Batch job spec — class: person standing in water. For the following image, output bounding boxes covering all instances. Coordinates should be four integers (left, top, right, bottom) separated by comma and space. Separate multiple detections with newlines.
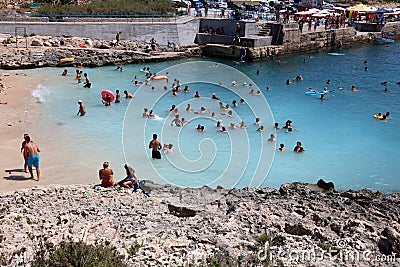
115, 90, 121, 103
24, 135, 41, 181
83, 73, 91, 88
149, 134, 162, 159
77, 100, 86, 116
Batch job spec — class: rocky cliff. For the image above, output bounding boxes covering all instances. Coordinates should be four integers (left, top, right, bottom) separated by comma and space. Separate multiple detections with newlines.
0, 35, 200, 69
0, 182, 398, 266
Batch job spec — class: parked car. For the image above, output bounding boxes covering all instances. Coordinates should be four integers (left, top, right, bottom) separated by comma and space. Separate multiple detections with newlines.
215, 1, 228, 9
191, 0, 203, 8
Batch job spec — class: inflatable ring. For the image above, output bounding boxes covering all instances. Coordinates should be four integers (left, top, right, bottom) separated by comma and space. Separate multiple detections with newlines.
101, 90, 115, 102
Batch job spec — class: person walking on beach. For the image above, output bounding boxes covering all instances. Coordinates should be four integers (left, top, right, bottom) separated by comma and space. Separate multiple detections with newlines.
99, 161, 115, 187
23, 135, 41, 181
21, 133, 29, 172
149, 134, 162, 159
77, 100, 86, 116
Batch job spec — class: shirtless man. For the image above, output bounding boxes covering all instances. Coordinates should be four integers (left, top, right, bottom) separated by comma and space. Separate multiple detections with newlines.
99, 161, 115, 187
77, 100, 86, 116
24, 135, 41, 181
115, 90, 121, 103
149, 134, 162, 159
83, 73, 91, 88
124, 90, 134, 99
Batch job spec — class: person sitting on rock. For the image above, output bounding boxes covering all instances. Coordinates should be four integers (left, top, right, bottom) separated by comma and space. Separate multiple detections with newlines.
118, 163, 138, 189
99, 161, 115, 187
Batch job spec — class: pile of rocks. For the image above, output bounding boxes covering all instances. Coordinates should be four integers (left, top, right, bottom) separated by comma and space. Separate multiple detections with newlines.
0, 35, 200, 69
0, 181, 398, 266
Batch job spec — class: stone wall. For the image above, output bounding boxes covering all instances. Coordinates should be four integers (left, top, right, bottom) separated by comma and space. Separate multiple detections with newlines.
0, 19, 200, 46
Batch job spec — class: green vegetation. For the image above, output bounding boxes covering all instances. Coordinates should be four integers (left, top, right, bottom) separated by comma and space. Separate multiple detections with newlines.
257, 233, 270, 246
32, 240, 127, 266
318, 243, 341, 255
257, 233, 285, 247
126, 241, 143, 256
14, 216, 22, 221
37, 0, 175, 15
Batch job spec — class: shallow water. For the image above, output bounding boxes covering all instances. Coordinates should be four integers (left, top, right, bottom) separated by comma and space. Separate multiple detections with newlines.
34, 41, 400, 192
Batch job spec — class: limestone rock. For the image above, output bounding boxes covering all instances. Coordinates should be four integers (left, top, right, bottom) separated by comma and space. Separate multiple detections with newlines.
284, 223, 312, 236
30, 39, 43, 46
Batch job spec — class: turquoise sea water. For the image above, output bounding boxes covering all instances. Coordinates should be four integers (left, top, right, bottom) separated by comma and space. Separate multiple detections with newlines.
34, 42, 400, 192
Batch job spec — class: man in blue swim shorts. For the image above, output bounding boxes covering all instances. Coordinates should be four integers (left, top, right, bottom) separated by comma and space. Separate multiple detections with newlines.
24, 135, 41, 181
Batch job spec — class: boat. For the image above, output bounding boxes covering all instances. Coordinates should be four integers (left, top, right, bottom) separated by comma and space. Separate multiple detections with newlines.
374, 37, 395, 45
59, 57, 74, 63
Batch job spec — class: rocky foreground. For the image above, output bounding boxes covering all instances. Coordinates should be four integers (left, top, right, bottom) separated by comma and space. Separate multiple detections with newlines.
0, 181, 399, 266
0, 35, 200, 69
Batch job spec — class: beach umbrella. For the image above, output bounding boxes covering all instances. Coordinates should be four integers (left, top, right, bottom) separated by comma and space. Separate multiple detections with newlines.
371, 8, 394, 14
347, 4, 374, 12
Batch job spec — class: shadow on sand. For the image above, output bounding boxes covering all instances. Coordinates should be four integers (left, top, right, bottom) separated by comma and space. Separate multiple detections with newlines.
4, 169, 33, 181
3, 175, 33, 181
5, 168, 26, 173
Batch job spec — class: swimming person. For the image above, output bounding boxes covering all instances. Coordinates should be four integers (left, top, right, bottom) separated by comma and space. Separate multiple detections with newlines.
61, 69, 67, 76
278, 143, 287, 152
267, 134, 276, 142
294, 141, 305, 153
186, 104, 193, 112
217, 126, 227, 133
143, 108, 150, 117
24, 135, 41, 181
255, 118, 262, 125
164, 143, 174, 154
149, 134, 162, 159
194, 91, 200, 98
115, 90, 121, 103
257, 126, 264, 132
99, 161, 115, 187
103, 94, 111, 106
77, 100, 86, 116
171, 114, 182, 127
212, 93, 220, 100
124, 90, 134, 98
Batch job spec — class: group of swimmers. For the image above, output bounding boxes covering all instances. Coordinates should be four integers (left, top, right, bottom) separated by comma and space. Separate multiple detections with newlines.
373, 112, 390, 121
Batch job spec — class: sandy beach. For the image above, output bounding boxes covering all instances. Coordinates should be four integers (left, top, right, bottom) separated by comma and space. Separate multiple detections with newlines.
0, 70, 46, 191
